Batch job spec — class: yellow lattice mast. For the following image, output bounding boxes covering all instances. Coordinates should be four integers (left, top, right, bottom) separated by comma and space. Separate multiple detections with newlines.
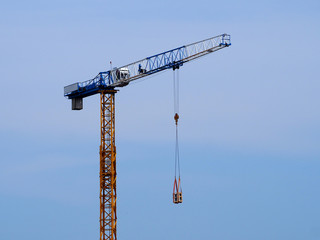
99, 90, 117, 240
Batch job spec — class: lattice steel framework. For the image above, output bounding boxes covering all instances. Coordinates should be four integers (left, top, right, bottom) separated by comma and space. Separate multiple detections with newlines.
64, 34, 231, 99
99, 90, 117, 240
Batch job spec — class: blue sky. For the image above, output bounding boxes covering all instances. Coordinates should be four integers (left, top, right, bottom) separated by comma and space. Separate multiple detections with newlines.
1, 0, 320, 239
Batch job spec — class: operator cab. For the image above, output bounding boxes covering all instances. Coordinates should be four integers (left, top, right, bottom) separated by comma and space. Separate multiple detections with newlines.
115, 67, 130, 80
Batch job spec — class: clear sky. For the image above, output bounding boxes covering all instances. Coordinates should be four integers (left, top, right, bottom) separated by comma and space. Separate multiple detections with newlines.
1, 0, 320, 239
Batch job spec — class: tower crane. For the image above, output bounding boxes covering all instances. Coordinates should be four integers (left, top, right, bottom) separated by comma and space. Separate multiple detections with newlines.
64, 33, 231, 240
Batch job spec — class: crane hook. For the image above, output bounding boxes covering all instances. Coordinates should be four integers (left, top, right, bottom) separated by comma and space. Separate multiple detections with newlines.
174, 113, 179, 125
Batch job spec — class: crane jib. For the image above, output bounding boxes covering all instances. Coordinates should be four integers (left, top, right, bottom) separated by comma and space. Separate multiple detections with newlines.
64, 34, 231, 101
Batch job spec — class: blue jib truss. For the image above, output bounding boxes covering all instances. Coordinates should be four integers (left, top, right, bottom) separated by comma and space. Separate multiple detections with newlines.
64, 34, 231, 99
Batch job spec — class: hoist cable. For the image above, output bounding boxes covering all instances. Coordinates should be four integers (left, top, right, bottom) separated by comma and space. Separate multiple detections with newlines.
173, 69, 180, 115
173, 70, 177, 178
173, 71, 176, 114
177, 69, 179, 114
175, 125, 178, 178
176, 70, 180, 178
173, 69, 181, 181
176, 124, 181, 177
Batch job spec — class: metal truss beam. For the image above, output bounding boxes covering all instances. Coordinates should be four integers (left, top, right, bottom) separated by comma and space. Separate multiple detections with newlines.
64, 34, 231, 99
100, 90, 117, 240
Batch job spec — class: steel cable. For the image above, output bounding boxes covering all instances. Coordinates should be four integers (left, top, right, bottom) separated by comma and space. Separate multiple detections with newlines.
173, 69, 181, 180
